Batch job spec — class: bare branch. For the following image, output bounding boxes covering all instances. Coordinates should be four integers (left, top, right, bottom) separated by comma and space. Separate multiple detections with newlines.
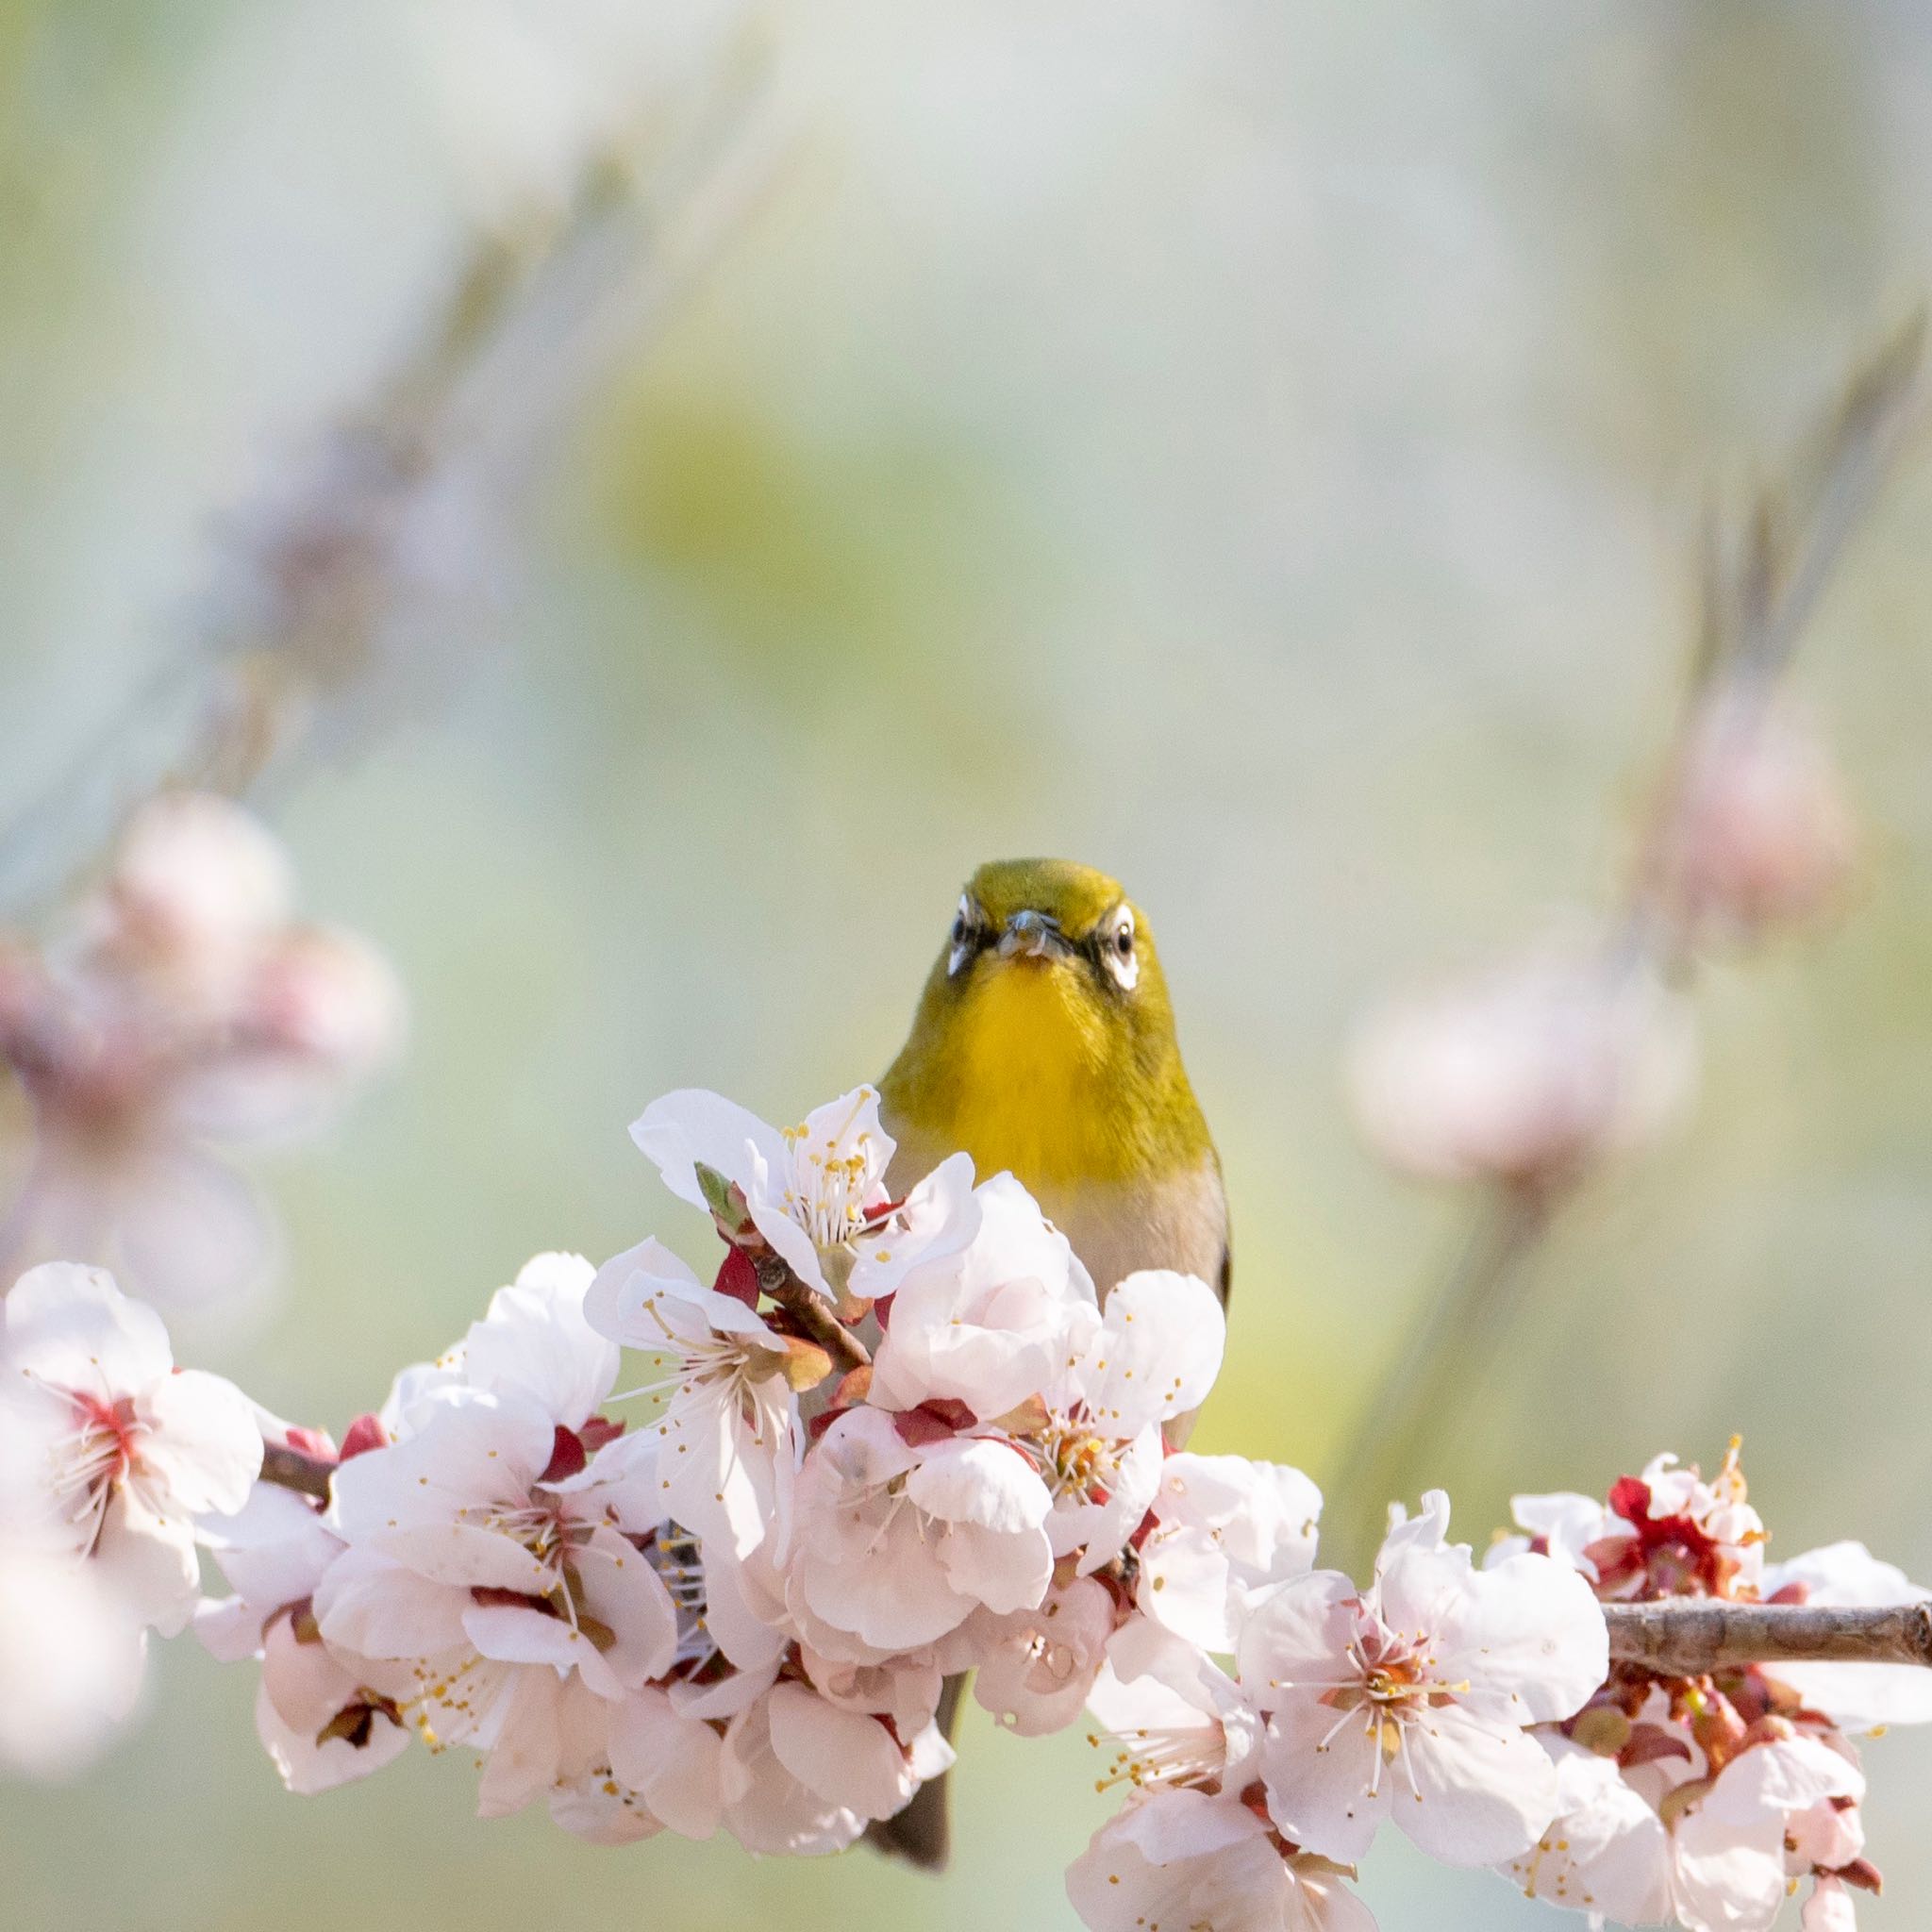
1606, 1599, 1932, 1676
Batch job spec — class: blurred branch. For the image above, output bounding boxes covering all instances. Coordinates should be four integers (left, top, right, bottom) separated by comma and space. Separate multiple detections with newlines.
1326, 1178, 1555, 1556
0, 36, 787, 924
1326, 321, 1927, 1566
1606, 1599, 1932, 1676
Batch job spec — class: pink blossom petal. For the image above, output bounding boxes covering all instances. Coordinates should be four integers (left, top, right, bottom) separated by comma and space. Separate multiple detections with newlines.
766, 1681, 916, 1822
607, 1686, 724, 1838
1398, 1704, 1558, 1867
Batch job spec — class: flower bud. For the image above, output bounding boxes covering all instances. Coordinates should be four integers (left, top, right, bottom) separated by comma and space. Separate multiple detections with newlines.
244, 927, 405, 1075
103, 792, 293, 966
1658, 692, 1857, 941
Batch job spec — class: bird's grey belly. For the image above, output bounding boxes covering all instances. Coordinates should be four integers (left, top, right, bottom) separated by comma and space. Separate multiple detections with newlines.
1037, 1156, 1229, 1304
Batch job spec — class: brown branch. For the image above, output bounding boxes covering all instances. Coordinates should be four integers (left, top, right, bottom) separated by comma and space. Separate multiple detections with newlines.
754, 1254, 873, 1374
1606, 1600, 1932, 1676
258, 1441, 336, 1503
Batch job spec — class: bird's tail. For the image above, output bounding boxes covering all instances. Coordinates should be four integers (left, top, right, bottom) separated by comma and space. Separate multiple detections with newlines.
864, 1673, 966, 1872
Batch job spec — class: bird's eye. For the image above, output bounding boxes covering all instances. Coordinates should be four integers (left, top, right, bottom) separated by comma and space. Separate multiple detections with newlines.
1115, 924, 1134, 958
947, 898, 980, 977
1102, 909, 1140, 991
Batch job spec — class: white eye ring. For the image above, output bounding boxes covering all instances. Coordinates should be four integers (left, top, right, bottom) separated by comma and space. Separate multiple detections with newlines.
1103, 908, 1139, 991
947, 896, 979, 977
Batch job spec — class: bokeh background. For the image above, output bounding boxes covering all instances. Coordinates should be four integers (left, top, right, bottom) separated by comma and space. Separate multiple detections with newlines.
5, 2, 1932, 1925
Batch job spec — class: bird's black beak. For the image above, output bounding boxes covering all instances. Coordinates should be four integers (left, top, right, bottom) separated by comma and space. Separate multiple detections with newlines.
996, 909, 1074, 961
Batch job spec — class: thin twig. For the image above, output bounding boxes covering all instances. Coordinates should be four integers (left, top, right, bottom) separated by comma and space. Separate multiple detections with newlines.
1325, 1181, 1555, 1568
754, 1254, 873, 1373
1606, 1599, 1932, 1676
258, 1441, 336, 1503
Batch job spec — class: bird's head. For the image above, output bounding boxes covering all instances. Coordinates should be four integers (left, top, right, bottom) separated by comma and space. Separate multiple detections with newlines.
884, 859, 1208, 1188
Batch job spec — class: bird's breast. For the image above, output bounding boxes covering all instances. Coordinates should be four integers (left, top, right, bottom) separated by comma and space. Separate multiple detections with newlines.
1035, 1156, 1230, 1304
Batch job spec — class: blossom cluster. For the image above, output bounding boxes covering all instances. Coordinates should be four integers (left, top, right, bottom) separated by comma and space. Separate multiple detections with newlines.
0, 791, 404, 1315
3, 1084, 1929, 1932
1494, 1445, 1932, 1932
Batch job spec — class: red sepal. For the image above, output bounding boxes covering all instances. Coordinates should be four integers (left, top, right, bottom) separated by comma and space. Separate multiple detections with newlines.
891, 1398, 978, 1448
715, 1243, 761, 1308
540, 1424, 588, 1484
578, 1415, 625, 1453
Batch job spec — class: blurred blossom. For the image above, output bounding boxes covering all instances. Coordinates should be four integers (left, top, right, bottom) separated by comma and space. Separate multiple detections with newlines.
0, 1267, 261, 1783
1656, 691, 1859, 945
1344, 942, 1698, 1187
0, 1541, 147, 1782
98, 791, 296, 1015
0, 1263, 262, 1637
0, 793, 406, 1315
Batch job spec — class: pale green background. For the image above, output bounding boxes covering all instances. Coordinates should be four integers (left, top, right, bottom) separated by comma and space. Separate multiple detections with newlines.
4, 3, 1932, 1926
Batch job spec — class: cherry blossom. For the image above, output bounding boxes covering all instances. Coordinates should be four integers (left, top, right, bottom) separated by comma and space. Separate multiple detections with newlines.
973, 1575, 1117, 1735
1496, 1446, 1911, 1932
13, 1074, 1931, 1927
195, 1461, 413, 1795
801, 1642, 946, 1740
1136, 1453, 1324, 1655
783, 1405, 1054, 1654
1068, 1617, 1376, 1932
1657, 691, 1858, 941
583, 1235, 801, 1559
1505, 1445, 1766, 1601
304, 1249, 687, 1808
1505, 1719, 1865, 1932
0, 1537, 147, 1780
1240, 1492, 1607, 1867
1758, 1541, 1932, 1731
866, 1167, 1094, 1419
324, 1391, 677, 1703
1066, 1792, 1376, 1932
0, 1261, 260, 1633
1032, 1269, 1225, 1574
630, 1085, 897, 1299
546, 1673, 739, 1845
719, 1688, 869, 1857
764, 1678, 955, 1824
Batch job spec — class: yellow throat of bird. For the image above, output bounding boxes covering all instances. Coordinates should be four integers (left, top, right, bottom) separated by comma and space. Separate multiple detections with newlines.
931, 951, 1140, 1191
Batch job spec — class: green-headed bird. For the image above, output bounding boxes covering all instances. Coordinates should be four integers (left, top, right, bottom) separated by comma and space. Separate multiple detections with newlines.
867, 858, 1229, 1868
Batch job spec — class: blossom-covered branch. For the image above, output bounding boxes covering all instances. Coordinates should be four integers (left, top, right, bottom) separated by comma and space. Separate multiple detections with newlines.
10, 1075, 1929, 1932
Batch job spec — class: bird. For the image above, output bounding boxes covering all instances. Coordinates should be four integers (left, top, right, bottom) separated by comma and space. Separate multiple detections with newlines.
866, 858, 1229, 1870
